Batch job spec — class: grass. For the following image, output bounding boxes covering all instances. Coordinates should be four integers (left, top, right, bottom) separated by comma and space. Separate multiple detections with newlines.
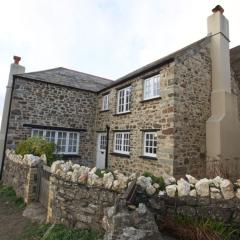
17, 224, 103, 240
0, 184, 25, 209
159, 215, 240, 240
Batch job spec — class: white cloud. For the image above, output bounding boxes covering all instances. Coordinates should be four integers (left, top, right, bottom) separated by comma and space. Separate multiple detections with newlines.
0, 0, 239, 123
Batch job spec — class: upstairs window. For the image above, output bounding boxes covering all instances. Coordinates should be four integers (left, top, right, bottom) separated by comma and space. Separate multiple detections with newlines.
143, 132, 157, 157
32, 129, 79, 155
117, 86, 131, 113
102, 94, 109, 111
114, 132, 130, 154
144, 74, 160, 100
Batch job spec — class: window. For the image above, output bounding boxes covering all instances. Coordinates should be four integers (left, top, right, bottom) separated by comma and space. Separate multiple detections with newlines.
102, 94, 109, 111
117, 86, 131, 113
100, 134, 107, 150
114, 132, 130, 154
144, 74, 160, 100
31, 129, 79, 154
144, 132, 157, 157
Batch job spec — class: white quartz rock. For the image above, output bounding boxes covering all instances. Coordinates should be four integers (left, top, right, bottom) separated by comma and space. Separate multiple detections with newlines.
195, 178, 210, 197
220, 179, 235, 200
177, 178, 190, 197
186, 175, 198, 185
103, 172, 114, 189
146, 185, 156, 196
212, 176, 223, 188
166, 185, 177, 198
51, 160, 64, 173
137, 176, 152, 190
236, 189, 240, 199
189, 189, 197, 197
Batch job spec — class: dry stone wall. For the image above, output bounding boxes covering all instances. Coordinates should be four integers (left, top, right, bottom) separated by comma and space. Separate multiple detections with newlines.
2, 149, 42, 203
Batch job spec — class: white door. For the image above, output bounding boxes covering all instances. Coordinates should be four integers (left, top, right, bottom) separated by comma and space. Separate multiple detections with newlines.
96, 133, 107, 169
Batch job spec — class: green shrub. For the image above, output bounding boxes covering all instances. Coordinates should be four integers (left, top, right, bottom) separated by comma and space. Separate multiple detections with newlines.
143, 171, 165, 190
16, 137, 55, 166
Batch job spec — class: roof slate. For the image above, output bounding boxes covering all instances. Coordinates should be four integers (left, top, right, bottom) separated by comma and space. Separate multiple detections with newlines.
15, 67, 113, 92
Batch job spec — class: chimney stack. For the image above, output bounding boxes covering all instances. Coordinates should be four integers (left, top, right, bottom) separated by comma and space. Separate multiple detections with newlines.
0, 56, 25, 178
13, 56, 21, 65
206, 6, 240, 178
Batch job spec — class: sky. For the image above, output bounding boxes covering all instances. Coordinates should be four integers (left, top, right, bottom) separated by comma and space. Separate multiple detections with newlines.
0, 0, 240, 122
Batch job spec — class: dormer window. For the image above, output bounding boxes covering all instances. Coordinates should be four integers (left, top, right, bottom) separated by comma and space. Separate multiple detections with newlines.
143, 74, 160, 100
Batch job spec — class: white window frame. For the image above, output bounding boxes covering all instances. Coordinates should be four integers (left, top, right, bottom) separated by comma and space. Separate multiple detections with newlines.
114, 132, 130, 155
143, 132, 157, 157
117, 86, 131, 114
143, 74, 160, 100
31, 129, 80, 155
102, 94, 109, 111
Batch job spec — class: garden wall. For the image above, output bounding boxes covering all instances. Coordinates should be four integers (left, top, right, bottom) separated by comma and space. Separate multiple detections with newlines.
2, 149, 42, 203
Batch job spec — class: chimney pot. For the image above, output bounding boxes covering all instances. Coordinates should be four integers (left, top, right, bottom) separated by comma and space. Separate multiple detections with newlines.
212, 5, 224, 14
13, 56, 21, 64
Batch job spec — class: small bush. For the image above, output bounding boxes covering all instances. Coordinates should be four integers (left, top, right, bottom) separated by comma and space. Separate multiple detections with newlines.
143, 171, 165, 190
16, 137, 55, 166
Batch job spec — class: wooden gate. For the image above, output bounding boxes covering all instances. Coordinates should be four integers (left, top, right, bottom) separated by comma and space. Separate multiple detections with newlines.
37, 164, 51, 209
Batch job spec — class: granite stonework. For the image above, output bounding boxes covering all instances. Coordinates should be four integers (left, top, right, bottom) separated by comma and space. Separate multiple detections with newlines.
173, 38, 212, 178
2, 150, 41, 203
47, 175, 119, 231
96, 61, 175, 177
7, 78, 98, 166
95, 38, 212, 178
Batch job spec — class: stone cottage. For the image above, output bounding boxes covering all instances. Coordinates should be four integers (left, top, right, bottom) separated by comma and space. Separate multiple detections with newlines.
0, 6, 240, 179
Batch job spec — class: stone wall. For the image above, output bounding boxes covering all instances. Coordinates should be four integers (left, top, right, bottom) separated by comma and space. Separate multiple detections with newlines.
173, 38, 212, 178
47, 160, 132, 230
2, 149, 42, 203
48, 176, 119, 231
95, 62, 175, 177
7, 77, 97, 166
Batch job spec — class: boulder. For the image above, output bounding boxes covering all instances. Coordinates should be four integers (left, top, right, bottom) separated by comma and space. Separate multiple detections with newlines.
87, 173, 99, 186
137, 176, 152, 190
165, 176, 176, 185
153, 183, 160, 189
166, 185, 177, 198
177, 178, 190, 197
210, 187, 222, 199
72, 169, 81, 182
236, 189, 240, 199
102, 203, 163, 240
212, 176, 223, 188
62, 161, 72, 172
195, 178, 209, 197
235, 179, 240, 188
186, 174, 198, 185
72, 164, 80, 171
220, 179, 235, 200
115, 172, 129, 190
78, 174, 88, 184
146, 185, 156, 196
51, 160, 64, 173
103, 172, 114, 189
189, 189, 197, 197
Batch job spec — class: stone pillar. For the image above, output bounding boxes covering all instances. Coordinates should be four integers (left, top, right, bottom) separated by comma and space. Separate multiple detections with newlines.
0, 56, 25, 177
206, 6, 240, 177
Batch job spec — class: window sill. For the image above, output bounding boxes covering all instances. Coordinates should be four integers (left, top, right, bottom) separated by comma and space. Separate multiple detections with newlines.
139, 155, 158, 160
110, 152, 130, 158
54, 154, 80, 157
99, 109, 110, 113
140, 96, 162, 103
113, 111, 131, 116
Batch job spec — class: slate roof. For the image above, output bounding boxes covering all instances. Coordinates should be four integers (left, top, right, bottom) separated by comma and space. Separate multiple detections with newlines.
230, 45, 240, 83
15, 67, 113, 92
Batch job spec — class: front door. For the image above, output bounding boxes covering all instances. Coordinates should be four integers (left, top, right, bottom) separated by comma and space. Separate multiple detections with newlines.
96, 133, 107, 169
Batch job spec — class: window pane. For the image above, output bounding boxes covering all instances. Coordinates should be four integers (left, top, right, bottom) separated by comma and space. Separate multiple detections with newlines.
144, 75, 160, 100
144, 132, 157, 157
